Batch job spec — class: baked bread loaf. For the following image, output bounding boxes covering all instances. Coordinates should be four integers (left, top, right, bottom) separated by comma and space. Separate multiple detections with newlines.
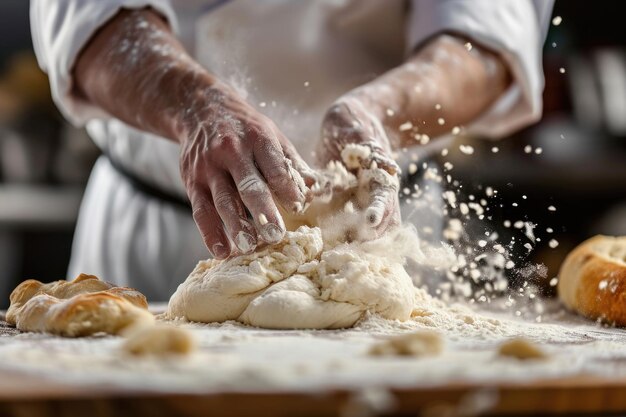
558, 235, 626, 325
6, 274, 154, 337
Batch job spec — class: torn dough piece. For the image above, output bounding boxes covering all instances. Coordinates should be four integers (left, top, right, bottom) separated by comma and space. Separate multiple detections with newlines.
167, 225, 425, 329
284, 143, 399, 245
369, 331, 444, 357
123, 325, 196, 356
498, 338, 547, 360
6, 274, 154, 337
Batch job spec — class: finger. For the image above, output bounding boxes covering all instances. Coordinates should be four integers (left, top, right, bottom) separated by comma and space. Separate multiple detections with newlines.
188, 186, 231, 259
365, 180, 399, 228
369, 152, 400, 176
278, 133, 318, 188
209, 172, 257, 254
229, 162, 286, 244
374, 197, 401, 236
252, 130, 307, 213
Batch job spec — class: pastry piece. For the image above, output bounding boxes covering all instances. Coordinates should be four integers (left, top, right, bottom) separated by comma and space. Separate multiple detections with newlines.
6, 274, 153, 337
558, 235, 626, 325
123, 325, 196, 356
498, 338, 546, 360
369, 331, 443, 357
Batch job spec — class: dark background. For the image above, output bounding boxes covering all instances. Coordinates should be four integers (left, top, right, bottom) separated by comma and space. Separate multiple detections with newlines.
0, 0, 625, 308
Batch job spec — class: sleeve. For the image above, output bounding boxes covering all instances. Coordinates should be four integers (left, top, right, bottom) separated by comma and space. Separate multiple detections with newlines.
30, 0, 179, 126
407, 0, 555, 138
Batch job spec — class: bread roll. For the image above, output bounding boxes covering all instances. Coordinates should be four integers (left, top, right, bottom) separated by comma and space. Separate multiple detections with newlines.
558, 235, 626, 325
6, 274, 154, 337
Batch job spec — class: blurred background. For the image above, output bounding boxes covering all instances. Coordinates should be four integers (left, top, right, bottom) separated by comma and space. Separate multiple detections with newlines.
0, 0, 625, 308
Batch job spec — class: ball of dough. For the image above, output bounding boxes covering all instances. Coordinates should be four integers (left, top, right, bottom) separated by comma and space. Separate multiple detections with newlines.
167, 226, 421, 329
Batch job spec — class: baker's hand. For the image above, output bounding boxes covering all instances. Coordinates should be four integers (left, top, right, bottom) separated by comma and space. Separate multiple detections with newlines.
319, 95, 401, 235
180, 82, 313, 259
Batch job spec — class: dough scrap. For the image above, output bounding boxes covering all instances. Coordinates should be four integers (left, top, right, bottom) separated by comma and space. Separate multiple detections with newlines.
498, 338, 547, 360
6, 274, 154, 337
123, 325, 196, 356
369, 330, 444, 357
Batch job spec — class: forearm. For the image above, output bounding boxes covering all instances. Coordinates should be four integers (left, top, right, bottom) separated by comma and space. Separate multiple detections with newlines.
349, 34, 511, 147
72, 8, 316, 256
73, 8, 213, 143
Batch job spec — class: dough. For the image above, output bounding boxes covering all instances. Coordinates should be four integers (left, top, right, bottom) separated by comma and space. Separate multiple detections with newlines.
6, 274, 154, 337
167, 225, 424, 329
167, 144, 436, 329
369, 330, 444, 357
498, 338, 546, 360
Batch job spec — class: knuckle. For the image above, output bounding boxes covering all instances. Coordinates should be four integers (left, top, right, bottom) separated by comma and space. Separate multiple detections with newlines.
237, 175, 268, 197
185, 178, 208, 197
212, 188, 235, 211
247, 123, 275, 143
252, 132, 276, 151
264, 167, 292, 190
326, 103, 346, 117
210, 133, 239, 153
191, 204, 210, 223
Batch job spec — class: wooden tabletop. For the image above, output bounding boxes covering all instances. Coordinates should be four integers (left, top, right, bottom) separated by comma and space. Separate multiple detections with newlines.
1, 371, 626, 417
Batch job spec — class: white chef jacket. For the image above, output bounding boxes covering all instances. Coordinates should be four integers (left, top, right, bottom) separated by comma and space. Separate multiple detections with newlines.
31, 0, 554, 301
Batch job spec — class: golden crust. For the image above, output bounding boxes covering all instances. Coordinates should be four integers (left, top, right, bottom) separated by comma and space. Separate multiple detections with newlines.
105, 287, 149, 309
558, 235, 626, 325
6, 274, 152, 337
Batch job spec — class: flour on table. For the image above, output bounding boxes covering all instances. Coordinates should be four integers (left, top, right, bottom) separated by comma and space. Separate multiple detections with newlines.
4, 305, 626, 394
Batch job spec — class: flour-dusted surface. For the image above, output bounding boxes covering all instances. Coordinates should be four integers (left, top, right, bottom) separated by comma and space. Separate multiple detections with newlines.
2, 302, 626, 394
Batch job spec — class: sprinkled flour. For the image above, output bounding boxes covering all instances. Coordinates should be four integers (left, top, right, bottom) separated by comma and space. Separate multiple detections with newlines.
2, 304, 626, 393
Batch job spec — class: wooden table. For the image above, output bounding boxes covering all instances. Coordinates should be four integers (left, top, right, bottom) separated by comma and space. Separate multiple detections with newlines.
2, 371, 626, 417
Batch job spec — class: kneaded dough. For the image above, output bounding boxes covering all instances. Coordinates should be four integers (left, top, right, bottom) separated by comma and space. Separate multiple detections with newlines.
167, 144, 430, 329
167, 225, 425, 329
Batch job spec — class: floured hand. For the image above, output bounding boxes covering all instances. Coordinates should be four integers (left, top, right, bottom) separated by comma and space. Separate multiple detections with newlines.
319, 96, 400, 235
179, 81, 314, 258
